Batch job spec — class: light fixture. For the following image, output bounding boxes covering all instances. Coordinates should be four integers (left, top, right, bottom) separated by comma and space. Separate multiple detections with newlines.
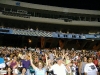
28, 39, 32, 43
92, 39, 94, 41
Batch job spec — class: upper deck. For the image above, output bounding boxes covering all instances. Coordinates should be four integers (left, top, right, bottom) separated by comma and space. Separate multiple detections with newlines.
0, 0, 100, 27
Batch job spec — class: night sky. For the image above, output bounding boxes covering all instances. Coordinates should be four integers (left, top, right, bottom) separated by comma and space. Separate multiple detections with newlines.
15, 0, 100, 10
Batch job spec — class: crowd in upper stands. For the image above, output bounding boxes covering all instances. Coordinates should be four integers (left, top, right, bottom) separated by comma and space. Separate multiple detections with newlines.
0, 46, 100, 75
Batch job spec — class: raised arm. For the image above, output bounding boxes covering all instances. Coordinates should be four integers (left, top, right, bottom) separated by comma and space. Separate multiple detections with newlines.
54, 50, 58, 58
78, 62, 82, 75
29, 53, 37, 69
45, 53, 48, 66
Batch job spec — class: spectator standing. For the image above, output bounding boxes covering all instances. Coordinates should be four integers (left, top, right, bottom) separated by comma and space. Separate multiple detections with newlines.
49, 57, 67, 75
79, 56, 87, 75
84, 57, 98, 75
21, 53, 31, 75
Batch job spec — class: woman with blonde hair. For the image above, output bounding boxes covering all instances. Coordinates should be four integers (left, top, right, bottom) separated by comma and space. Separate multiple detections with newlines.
29, 53, 48, 75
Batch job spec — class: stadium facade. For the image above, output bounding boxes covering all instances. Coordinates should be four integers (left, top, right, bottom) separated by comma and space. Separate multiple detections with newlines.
0, 0, 100, 50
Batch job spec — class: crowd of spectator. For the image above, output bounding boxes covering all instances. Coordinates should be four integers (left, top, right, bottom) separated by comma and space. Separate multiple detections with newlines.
0, 46, 100, 75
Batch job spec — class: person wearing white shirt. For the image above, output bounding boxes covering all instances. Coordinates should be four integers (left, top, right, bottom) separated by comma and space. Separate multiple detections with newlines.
84, 57, 98, 75
49, 57, 67, 75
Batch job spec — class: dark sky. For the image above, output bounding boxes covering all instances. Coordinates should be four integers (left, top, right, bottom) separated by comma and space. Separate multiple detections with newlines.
15, 0, 100, 10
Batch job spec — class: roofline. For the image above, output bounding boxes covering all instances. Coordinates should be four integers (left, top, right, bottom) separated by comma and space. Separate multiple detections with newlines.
0, 0, 100, 15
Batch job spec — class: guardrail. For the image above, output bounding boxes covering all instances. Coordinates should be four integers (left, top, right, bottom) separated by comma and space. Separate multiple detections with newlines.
0, 28, 100, 40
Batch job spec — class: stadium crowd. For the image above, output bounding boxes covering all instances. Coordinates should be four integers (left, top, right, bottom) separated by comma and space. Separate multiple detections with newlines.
0, 46, 100, 75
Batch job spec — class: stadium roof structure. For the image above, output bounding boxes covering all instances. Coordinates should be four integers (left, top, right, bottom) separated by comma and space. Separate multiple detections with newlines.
0, 0, 100, 15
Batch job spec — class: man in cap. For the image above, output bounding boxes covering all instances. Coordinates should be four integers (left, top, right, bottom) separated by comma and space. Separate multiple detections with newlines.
49, 56, 67, 75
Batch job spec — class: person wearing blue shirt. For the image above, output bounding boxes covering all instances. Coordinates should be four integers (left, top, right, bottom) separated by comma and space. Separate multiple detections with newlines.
0, 55, 5, 69
0, 57, 4, 64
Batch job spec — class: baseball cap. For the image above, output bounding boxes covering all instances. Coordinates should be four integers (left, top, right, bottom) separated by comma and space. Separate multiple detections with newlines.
56, 57, 62, 60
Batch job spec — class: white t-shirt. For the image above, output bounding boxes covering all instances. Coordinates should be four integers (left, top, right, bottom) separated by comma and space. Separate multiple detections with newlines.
71, 64, 76, 75
50, 64, 67, 75
0, 63, 6, 68
84, 63, 98, 75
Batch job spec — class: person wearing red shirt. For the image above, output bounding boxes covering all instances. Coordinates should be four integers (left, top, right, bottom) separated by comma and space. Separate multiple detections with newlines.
93, 56, 98, 67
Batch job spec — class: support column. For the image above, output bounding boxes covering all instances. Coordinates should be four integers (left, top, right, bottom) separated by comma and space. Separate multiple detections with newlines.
41, 37, 45, 48
59, 39, 64, 49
